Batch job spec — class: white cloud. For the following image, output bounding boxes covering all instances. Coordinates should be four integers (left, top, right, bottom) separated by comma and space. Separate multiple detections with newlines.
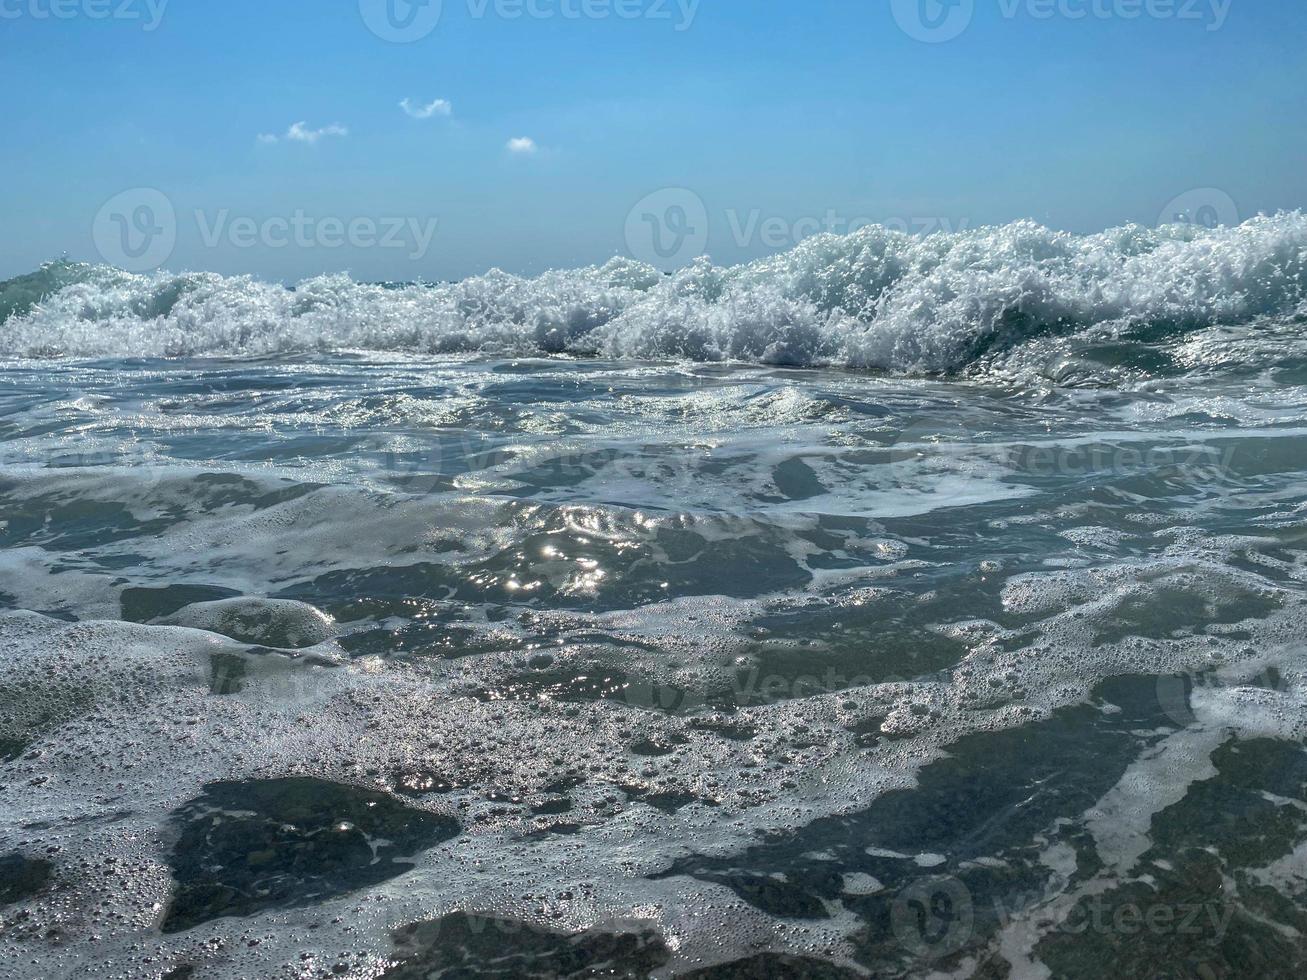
506, 136, 538, 155
271, 121, 350, 144
400, 97, 452, 120
287, 121, 349, 143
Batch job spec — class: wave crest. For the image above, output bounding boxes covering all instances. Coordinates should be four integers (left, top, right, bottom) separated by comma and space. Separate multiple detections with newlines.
3, 214, 1306, 373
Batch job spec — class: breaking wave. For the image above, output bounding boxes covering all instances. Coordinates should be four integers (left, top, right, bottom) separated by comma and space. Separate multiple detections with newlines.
3, 214, 1307, 373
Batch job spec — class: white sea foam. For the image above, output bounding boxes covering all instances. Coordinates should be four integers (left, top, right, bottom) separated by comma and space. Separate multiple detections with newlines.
4, 214, 1306, 372
2, 309, 1307, 976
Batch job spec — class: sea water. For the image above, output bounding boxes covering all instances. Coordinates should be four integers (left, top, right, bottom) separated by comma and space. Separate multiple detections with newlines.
1, 217, 1306, 977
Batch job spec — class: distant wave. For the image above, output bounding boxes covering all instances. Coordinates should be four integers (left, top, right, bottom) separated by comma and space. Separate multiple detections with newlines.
3, 215, 1306, 373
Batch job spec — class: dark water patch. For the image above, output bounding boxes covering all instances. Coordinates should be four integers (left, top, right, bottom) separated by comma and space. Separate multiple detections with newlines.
1207, 432, 1307, 480
741, 589, 987, 692
1094, 582, 1282, 644
528, 821, 585, 837
0, 489, 172, 551
688, 717, 757, 741
500, 447, 626, 491
338, 621, 485, 660
121, 584, 242, 624
655, 675, 1185, 974
543, 775, 587, 795
630, 735, 687, 757
478, 375, 644, 405
1037, 738, 1307, 979
846, 715, 890, 749
531, 796, 574, 815
208, 653, 247, 695
149, 369, 358, 400
736, 634, 964, 705
172, 473, 321, 512
0, 418, 66, 441
88, 552, 149, 571
0, 736, 27, 763
282, 532, 807, 615
1272, 362, 1307, 386
481, 652, 958, 718
678, 952, 863, 979
0, 677, 96, 759
328, 596, 506, 661
0, 476, 317, 552
619, 783, 715, 815
0, 853, 52, 907
276, 563, 462, 612
480, 528, 808, 609
770, 458, 828, 502
162, 778, 459, 933
1066, 340, 1179, 377
381, 912, 671, 978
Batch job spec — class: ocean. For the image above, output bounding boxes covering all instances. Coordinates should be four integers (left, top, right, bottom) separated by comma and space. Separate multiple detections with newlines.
2, 215, 1307, 977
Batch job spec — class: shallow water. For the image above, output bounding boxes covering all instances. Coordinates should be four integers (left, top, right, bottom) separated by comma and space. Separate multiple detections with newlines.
3, 221, 1307, 978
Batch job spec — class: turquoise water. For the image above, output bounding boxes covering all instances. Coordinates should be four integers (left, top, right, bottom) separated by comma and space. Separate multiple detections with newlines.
2, 218, 1307, 977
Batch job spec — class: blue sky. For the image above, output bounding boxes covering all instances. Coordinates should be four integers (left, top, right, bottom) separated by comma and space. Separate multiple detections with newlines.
2, 0, 1305, 282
